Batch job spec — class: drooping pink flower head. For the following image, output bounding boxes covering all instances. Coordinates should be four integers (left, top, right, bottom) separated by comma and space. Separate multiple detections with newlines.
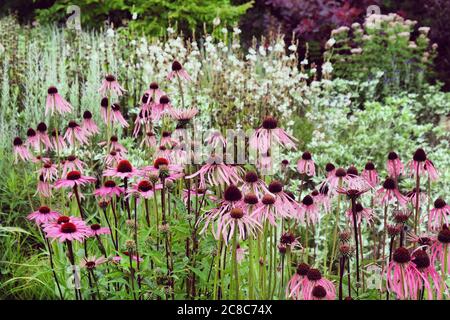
205, 131, 227, 149
386, 247, 421, 300
27, 205, 61, 225
428, 198, 450, 231
38, 160, 58, 182
88, 223, 110, 237
252, 193, 286, 226
36, 174, 52, 198
12, 137, 32, 162
301, 268, 336, 300
62, 155, 86, 177
387, 151, 404, 178
169, 107, 198, 122
36, 122, 52, 150
299, 195, 320, 225
430, 225, 450, 273
287, 263, 310, 299
362, 161, 379, 187
81, 111, 99, 135
46, 86, 72, 115
167, 60, 192, 81
25, 128, 39, 151
375, 177, 407, 207
145, 82, 165, 103
324, 162, 336, 180
346, 202, 374, 226
110, 103, 129, 128
100, 97, 109, 123
99, 74, 126, 96
250, 116, 297, 155
241, 171, 269, 199
104, 150, 124, 167
408, 148, 439, 181
44, 215, 90, 243
297, 151, 315, 177
267, 180, 298, 218
214, 207, 262, 245
94, 180, 124, 198
152, 95, 172, 121
50, 129, 67, 151
186, 155, 243, 188
200, 185, 244, 233
405, 187, 426, 207
54, 170, 96, 189
411, 249, 445, 299
64, 121, 89, 146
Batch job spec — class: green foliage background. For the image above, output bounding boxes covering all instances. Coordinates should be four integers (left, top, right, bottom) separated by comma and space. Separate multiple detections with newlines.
34, 0, 253, 35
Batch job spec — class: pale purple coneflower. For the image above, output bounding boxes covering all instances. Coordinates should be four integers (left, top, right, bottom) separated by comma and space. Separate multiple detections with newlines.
38, 160, 58, 182
252, 193, 286, 226
36, 122, 52, 150
200, 185, 244, 232
375, 177, 407, 207
287, 263, 310, 299
406, 187, 427, 207
12, 137, 32, 162
297, 151, 315, 177
408, 148, 439, 181
145, 82, 165, 102
110, 103, 129, 128
62, 155, 86, 177
411, 249, 445, 299
140, 132, 157, 149
152, 95, 172, 121
36, 174, 52, 197
345, 202, 374, 226
142, 157, 184, 182
100, 97, 109, 123
168, 107, 198, 121
46, 86, 72, 115
64, 121, 89, 146
386, 247, 422, 300
167, 60, 192, 81
298, 195, 320, 225
25, 128, 39, 151
98, 74, 126, 97
104, 150, 124, 167
81, 111, 99, 135
250, 116, 297, 154
205, 130, 227, 149
428, 198, 450, 232
362, 161, 379, 187
301, 269, 336, 300
241, 171, 269, 199
267, 180, 297, 217
387, 151, 404, 178
214, 207, 262, 245
50, 129, 67, 151
186, 155, 243, 188
430, 225, 450, 274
